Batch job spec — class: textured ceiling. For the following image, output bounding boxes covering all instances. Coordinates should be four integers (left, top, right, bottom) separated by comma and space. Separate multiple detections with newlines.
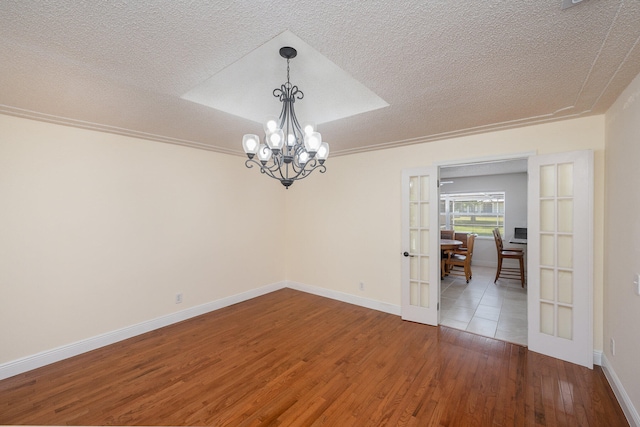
1, 1, 639, 157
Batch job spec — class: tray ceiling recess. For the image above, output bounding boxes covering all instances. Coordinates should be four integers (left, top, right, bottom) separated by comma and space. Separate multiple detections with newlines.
181, 31, 389, 126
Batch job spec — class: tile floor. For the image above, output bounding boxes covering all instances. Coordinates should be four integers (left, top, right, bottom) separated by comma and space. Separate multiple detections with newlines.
440, 265, 528, 346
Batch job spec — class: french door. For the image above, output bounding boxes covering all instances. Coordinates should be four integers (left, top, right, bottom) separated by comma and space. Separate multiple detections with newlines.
401, 150, 594, 368
401, 166, 439, 325
528, 150, 593, 368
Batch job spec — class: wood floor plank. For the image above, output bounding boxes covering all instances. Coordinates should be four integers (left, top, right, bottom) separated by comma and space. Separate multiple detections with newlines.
0, 289, 629, 426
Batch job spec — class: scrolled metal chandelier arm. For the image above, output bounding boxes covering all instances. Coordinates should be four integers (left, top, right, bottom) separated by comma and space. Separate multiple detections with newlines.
241, 46, 330, 189
244, 155, 326, 185
273, 84, 303, 103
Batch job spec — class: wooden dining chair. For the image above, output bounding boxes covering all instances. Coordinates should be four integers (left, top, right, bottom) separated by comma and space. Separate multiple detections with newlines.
445, 234, 476, 283
440, 229, 454, 240
492, 227, 525, 287
454, 232, 468, 253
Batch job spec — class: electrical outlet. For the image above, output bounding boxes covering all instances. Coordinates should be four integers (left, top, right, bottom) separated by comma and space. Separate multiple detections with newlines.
634, 273, 640, 296
175, 293, 183, 304
359, 282, 365, 291
610, 337, 615, 356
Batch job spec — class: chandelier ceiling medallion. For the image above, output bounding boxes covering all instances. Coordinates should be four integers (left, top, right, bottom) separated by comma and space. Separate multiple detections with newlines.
242, 46, 329, 188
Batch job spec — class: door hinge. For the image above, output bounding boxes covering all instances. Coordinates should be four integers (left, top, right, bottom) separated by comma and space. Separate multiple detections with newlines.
437, 302, 439, 310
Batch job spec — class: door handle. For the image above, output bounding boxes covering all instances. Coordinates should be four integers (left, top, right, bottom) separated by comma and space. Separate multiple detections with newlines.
403, 251, 414, 257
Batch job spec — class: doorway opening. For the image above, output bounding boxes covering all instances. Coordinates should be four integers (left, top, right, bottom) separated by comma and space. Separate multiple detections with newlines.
438, 158, 528, 346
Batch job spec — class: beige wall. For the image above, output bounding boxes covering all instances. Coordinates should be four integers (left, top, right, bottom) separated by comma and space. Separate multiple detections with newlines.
0, 112, 608, 368
0, 114, 285, 364
285, 116, 606, 351
604, 72, 640, 412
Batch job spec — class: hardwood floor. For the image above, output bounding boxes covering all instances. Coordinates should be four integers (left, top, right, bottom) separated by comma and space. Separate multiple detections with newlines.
0, 289, 628, 426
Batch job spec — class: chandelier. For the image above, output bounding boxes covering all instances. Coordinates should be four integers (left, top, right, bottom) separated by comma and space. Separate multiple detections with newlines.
242, 46, 329, 188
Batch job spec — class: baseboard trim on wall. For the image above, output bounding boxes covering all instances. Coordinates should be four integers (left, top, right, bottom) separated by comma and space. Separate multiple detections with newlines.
0, 282, 286, 381
286, 281, 402, 316
593, 350, 602, 366
601, 354, 640, 427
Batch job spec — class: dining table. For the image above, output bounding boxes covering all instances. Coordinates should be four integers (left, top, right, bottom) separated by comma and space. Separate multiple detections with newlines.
440, 239, 463, 278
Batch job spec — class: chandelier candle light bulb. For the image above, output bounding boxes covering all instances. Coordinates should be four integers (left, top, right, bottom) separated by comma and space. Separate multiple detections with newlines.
304, 131, 322, 155
267, 129, 285, 152
242, 134, 260, 158
303, 122, 315, 136
264, 116, 279, 133
242, 46, 329, 188
317, 142, 330, 163
257, 144, 272, 163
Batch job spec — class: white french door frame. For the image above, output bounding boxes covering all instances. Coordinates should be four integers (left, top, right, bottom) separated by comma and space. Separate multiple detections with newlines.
401, 166, 440, 326
402, 150, 594, 368
527, 150, 594, 368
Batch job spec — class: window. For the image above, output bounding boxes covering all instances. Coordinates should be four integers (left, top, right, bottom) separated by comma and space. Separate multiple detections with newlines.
440, 192, 505, 237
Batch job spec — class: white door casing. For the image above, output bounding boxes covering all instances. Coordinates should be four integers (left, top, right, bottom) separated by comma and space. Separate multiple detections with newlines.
401, 166, 439, 326
528, 150, 594, 368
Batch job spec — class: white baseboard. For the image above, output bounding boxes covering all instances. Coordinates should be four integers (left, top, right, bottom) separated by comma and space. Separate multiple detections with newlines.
593, 349, 602, 366
286, 281, 401, 316
601, 354, 640, 427
0, 281, 286, 381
